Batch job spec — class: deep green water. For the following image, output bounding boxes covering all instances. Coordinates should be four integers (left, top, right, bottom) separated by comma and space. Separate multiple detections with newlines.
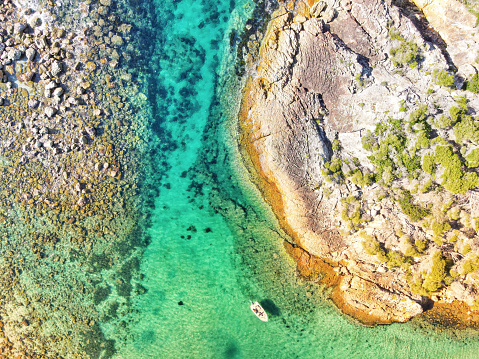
104, 0, 479, 357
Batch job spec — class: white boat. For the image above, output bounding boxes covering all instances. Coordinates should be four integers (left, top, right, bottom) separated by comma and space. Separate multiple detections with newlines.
250, 301, 268, 322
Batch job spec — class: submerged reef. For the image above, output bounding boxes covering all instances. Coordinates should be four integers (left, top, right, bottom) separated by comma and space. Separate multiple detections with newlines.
239, 0, 479, 326
0, 0, 160, 357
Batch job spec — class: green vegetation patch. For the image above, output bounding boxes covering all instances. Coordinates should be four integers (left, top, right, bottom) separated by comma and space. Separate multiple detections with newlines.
435, 145, 479, 194
462, 255, 479, 274
466, 148, 479, 168
422, 251, 447, 292
432, 69, 455, 88
453, 115, 479, 144
389, 41, 421, 68
397, 190, 430, 222
466, 73, 479, 93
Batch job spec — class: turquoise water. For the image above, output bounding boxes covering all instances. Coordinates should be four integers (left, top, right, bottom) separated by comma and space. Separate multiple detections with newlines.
104, 0, 479, 357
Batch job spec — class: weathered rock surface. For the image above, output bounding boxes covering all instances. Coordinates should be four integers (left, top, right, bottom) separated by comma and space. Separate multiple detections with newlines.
339, 275, 423, 322
240, 0, 479, 324
412, 0, 479, 77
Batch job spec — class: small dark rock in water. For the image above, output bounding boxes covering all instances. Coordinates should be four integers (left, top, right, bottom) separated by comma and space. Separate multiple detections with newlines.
178, 301, 184, 306
180, 170, 187, 178
204, 227, 212, 233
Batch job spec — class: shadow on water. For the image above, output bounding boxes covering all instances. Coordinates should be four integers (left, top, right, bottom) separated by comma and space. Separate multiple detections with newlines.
260, 299, 281, 317
224, 340, 241, 358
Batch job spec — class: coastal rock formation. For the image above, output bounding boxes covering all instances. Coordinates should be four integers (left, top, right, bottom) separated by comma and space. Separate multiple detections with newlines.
240, 0, 479, 324
412, 0, 479, 78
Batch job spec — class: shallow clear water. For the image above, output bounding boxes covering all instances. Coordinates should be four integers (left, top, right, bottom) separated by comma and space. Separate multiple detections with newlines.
106, 0, 479, 358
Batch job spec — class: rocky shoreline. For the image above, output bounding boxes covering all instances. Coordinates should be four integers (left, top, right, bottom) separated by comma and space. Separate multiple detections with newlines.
239, 0, 479, 326
0, 0, 159, 357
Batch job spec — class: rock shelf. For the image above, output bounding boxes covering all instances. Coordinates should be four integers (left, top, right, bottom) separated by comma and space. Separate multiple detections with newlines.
239, 0, 479, 326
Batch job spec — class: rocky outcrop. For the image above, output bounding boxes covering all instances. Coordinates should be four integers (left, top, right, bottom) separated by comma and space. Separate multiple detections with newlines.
412, 0, 479, 78
240, 0, 479, 324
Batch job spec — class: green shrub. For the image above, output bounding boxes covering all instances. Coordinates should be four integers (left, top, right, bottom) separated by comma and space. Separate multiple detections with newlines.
387, 250, 407, 267
397, 190, 430, 221
422, 251, 446, 292
448, 230, 459, 243
405, 246, 420, 257
389, 41, 421, 68
450, 269, 460, 278
461, 244, 472, 255
462, 255, 479, 274
361, 130, 377, 151
466, 149, 479, 168
327, 157, 343, 174
422, 154, 435, 174
350, 169, 374, 187
435, 145, 479, 194
449, 107, 463, 125
435, 115, 452, 129
431, 219, 451, 238
332, 139, 340, 152
420, 179, 433, 193
466, 74, 479, 93
415, 131, 430, 149
361, 233, 383, 256
401, 153, 421, 173
388, 28, 405, 42
415, 239, 427, 253
432, 69, 455, 88
453, 116, 479, 144
448, 208, 461, 221
408, 105, 431, 133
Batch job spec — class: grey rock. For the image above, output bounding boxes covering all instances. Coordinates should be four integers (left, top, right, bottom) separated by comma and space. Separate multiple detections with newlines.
45, 81, 57, 90
51, 61, 62, 77
85, 126, 96, 137
7, 48, 22, 61
311, 1, 326, 18
53, 87, 64, 97
28, 17, 42, 28
13, 23, 26, 34
111, 35, 124, 47
44, 107, 57, 118
25, 48, 36, 61
36, 37, 48, 49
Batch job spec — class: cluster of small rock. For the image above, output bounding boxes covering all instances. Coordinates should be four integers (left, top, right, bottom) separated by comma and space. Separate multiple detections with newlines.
0, 0, 155, 357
